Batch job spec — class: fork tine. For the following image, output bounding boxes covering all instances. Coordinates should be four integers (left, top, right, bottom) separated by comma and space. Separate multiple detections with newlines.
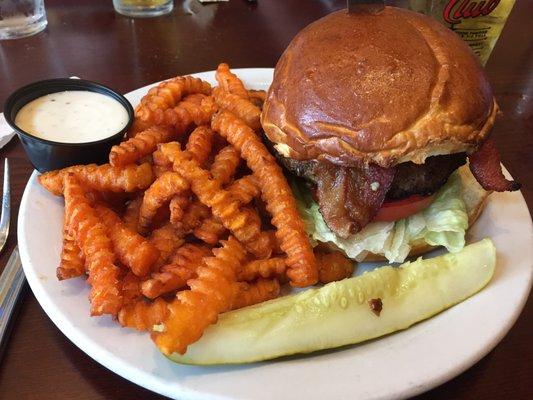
0, 159, 10, 253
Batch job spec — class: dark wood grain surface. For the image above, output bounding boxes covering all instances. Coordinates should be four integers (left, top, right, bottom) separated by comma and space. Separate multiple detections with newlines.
0, 1, 531, 399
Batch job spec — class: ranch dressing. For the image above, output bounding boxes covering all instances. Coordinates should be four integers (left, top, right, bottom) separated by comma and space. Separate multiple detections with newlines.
15, 91, 129, 143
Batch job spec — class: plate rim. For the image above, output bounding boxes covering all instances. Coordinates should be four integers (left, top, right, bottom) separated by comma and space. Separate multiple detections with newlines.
17, 67, 533, 400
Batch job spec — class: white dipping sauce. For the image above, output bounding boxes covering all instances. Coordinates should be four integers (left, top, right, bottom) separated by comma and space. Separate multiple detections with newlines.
15, 91, 129, 143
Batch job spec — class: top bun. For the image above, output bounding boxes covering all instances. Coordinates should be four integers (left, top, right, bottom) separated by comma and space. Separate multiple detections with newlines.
261, 7, 497, 167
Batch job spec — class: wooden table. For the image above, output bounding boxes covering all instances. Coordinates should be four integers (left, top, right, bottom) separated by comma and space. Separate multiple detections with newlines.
0, 1, 531, 398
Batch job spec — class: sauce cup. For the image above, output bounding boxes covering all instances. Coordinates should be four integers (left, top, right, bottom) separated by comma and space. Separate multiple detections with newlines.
3, 78, 134, 172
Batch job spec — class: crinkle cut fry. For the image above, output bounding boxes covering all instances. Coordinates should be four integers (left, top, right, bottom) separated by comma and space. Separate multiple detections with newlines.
119, 297, 170, 331
210, 145, 241, 185
212, 87, 261, 131
191, 175, 259, 244
152, 236, 247, 355
39, 163, 154, 196
227, 175, 260, 204
123, 196, 142, 233
122, 271, 142, 304
57, 229, 85, 280
136, 76, 212, 125
247, 90, 267, 109
109, 125, 174, 167
215, 63, 249, 99
169, 193, 190, 226
161, 94, 217, 130
160, 143, 265, 257
212, 111, 318, 287
233, 279, 281, 310
186, 126, 215, 166
95, 204, 160, 277
139, 171, 190, 232
128, 118, 153, 137
178, 200, 210, 232
193, 217, 227, 245
248, 89, 266, 102
169, 125, 216, 225
141, 243, 212, 299
316, 250, 355, 283
149, 222, 186, 269
238, 257, 286, 281
63, 174, 122, 316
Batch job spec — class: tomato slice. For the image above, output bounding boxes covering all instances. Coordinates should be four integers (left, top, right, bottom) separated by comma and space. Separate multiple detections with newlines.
373, 194, 435, 222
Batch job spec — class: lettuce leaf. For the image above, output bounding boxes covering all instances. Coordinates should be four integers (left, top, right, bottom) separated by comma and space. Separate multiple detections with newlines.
291, 172, 468, 263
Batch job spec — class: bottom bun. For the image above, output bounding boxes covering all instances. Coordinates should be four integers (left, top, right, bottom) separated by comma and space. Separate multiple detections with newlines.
359, 165, 490, 262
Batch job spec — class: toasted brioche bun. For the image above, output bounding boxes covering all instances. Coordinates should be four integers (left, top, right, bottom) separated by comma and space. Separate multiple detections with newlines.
359, 166, 490, 261
262, 7, 496, 168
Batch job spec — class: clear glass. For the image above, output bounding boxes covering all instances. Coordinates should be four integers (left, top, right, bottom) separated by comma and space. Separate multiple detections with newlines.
113, 0, 174, 18
0, 0, 47, 40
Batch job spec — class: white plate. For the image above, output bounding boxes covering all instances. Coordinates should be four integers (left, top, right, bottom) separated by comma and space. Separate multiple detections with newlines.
18, 69, 533, 400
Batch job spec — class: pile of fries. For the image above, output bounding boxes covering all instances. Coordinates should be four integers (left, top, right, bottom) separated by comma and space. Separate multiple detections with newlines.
39, 64, 355, 355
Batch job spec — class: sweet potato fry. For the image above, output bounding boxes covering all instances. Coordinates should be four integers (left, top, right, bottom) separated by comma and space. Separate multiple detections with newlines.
149, 222, 186, 269
96, 204, 160, 277
212, 87, 261, 131
315, 250, 355, 283
128, 118, 154, 137
193, 217, 227, 245
232, 279, 280, 310
63, 174, 122, 316
160, 142, 263, 256
167, 125, 215, 222
212, 111, 318, 287
121, 196, 141, 233
136, 76, 211, 125
185, 125, 215, 166
152, 236, 247, 355
152, 148, 172, 168
161, 94, 217, 130
57, 229, 85, 280
122, 271, 142, 304
238, 257, 286, 281
141, 243, 212, 298
248, 89, 266, 103
139, 171, 190, 231
118, 297, 169, 331
109, 125, 174, 167
39, 163, 154, 196
215, 63, 249, 99
227, 175, 260, 204
177, 200, 210, 232
210, 145, 240, 185
153, 164, 172, 178
169, 193, 190, 226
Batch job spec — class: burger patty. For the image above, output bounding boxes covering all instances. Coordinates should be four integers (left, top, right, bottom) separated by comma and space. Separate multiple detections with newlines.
386, 153, 467, 200
276, 151, 467, 200
266, 135, 468, 237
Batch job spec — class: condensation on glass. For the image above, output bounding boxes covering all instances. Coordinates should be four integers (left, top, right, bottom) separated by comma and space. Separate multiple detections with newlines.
113, 0, 174, 18
0, 0, 47, 40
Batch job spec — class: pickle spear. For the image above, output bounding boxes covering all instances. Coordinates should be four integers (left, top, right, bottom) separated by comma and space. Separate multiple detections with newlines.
167, 239, 496, 365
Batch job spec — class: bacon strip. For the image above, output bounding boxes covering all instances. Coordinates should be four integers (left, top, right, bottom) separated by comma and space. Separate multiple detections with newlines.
316, 162, 395, 238
468, 138, 520, 192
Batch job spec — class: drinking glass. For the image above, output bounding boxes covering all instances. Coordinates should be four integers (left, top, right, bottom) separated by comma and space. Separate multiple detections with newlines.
0, 0, 47, 40
113, 0, 174, 18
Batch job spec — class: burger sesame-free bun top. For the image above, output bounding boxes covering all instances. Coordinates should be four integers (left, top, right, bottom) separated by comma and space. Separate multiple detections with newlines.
261, 7, 497, 168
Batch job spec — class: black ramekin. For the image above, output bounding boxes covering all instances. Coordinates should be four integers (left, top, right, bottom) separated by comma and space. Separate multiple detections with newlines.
3, 78, 134, 172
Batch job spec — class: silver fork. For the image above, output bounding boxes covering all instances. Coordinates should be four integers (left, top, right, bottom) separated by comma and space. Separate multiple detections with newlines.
0, 159, 25, 358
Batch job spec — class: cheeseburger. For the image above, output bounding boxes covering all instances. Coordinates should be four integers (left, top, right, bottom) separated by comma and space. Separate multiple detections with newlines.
262, 7, 520, 263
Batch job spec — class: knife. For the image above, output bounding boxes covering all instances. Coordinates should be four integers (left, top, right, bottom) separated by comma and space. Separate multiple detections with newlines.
0, 247, 25, 360
347, 0, 385, 13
